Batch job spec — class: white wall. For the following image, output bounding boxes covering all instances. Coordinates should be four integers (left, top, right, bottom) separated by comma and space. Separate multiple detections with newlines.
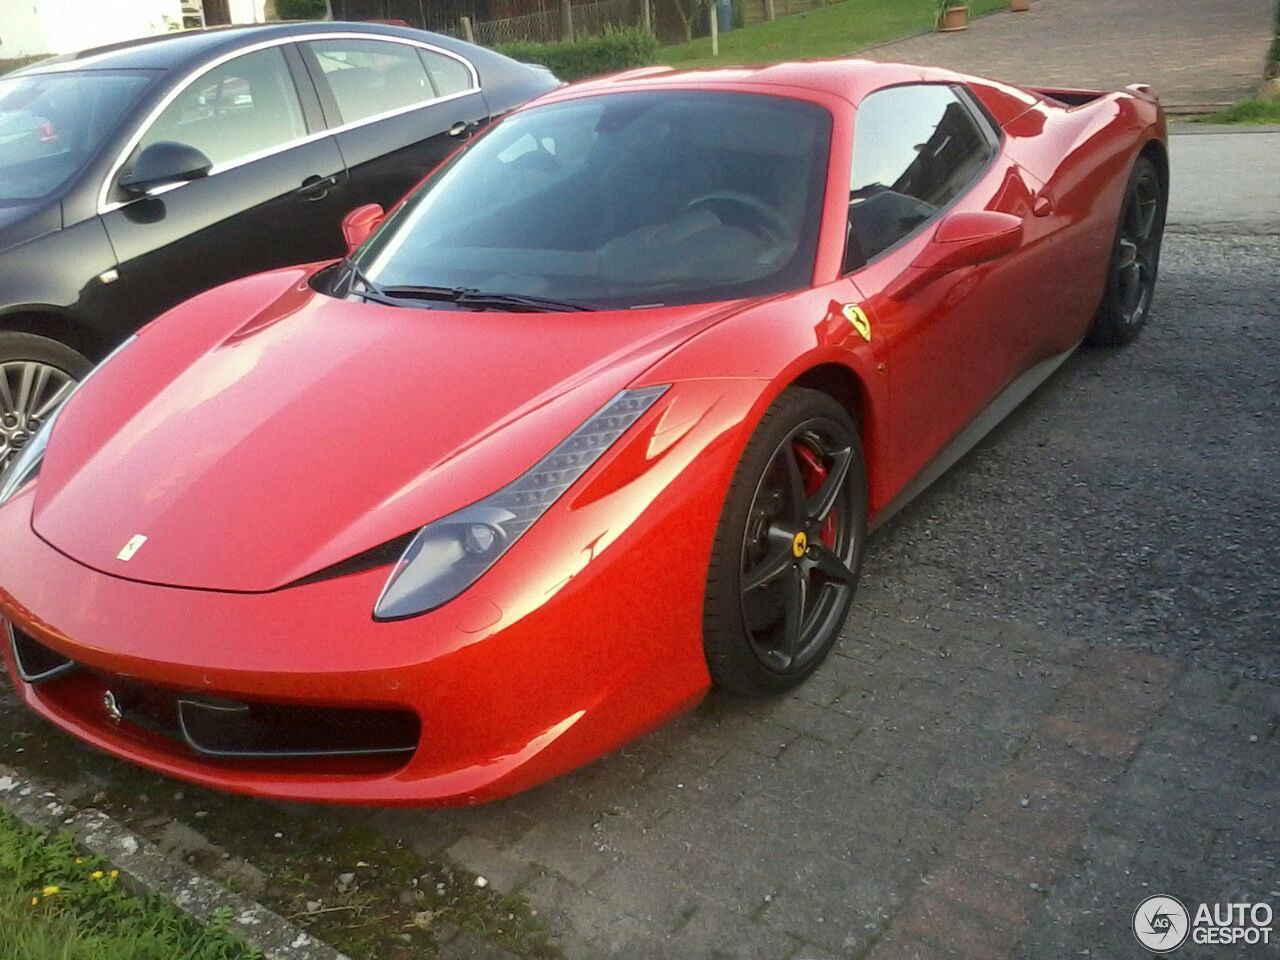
0, 0, 184, 60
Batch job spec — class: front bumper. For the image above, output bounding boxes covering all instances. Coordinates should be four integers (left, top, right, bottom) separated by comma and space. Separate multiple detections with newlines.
0, 434, 724, 804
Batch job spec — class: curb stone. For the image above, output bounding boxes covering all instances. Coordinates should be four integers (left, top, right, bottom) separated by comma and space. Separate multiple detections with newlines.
0, 762, 350, 960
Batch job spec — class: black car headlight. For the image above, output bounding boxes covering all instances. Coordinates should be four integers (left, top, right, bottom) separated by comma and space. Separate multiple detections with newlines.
374, 386, 668, 621
0, 336, 136, 508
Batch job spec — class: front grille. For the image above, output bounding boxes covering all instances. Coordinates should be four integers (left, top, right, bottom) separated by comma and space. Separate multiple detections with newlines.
7, 622, 75, 684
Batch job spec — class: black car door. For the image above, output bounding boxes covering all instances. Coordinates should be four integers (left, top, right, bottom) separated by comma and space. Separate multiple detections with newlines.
299, 37, 490, 213
100, 43, 349, 325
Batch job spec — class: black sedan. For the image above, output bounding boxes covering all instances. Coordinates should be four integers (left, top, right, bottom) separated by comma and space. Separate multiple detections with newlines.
0, 21, 557, 463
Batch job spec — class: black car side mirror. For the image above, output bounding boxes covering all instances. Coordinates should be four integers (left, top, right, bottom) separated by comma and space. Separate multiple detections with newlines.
118, 141, 213, 196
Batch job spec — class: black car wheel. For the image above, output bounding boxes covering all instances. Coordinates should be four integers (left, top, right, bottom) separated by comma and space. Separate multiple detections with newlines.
0, 333, 92, 469
1087, 155, 1166, 347
704, 388, 867, 695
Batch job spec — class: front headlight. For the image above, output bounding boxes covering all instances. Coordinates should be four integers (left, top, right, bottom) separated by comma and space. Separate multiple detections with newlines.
0, 336, 137, 508
374, 386, 668, 621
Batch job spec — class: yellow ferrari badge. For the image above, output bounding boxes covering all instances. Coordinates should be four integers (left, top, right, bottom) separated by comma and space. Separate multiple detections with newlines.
842, 304, 871, 342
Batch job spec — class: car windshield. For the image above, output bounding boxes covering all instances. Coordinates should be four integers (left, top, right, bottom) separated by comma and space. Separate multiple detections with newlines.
355, 91, 832, 309
0, 70, 154, 203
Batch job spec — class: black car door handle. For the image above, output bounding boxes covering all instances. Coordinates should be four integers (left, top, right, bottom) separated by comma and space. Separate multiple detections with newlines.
295, 175, 338, 201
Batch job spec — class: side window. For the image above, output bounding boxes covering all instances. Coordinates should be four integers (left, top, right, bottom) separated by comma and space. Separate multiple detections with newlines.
845, 84, 993, 272
307, 39, 433, 124
137, 47, 306, 169
420, 50, 474, 97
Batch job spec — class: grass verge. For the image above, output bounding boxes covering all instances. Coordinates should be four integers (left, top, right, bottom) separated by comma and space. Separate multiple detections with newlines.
657, 0, 1011, 68
1199, 97, 1280, 124
0, 56, 43, 76
0, 807, 259, 960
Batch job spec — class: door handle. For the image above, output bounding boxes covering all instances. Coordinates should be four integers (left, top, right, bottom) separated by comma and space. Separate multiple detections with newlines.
449, 120, 477, 139
295, 174, 338, 201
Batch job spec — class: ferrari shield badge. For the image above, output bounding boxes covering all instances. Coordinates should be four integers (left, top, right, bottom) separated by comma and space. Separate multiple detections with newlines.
116, 535, 148, 562
842, 304, 872, 342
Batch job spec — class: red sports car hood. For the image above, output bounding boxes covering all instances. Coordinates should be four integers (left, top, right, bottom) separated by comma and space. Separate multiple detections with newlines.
32, 267, 740, 592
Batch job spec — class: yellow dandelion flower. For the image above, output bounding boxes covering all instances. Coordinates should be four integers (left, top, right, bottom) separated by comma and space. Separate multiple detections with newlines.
109, 870, 120, 879
42, 885, 60, 896
30, 896, 40, 907
75, 858, 84, 864
91, 871, 105, 880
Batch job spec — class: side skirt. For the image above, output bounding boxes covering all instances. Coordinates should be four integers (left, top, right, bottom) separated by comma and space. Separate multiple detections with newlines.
870, 342, 1081, 532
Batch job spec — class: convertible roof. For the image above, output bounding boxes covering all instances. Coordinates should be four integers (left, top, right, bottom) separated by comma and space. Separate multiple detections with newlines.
561, 59, 1001, 107
10, 21, 466, 76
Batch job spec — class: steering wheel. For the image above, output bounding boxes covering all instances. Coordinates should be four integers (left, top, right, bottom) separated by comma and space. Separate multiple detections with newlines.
684, 192, 795, 248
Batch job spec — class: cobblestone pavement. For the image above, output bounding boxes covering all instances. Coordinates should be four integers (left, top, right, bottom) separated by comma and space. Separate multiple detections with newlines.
377, 229, 1280, 960
862, 0, 1276, 109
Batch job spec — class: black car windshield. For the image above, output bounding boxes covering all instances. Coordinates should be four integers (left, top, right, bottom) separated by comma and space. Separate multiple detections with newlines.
355, 91, 832, 309
0, 70, 154, 203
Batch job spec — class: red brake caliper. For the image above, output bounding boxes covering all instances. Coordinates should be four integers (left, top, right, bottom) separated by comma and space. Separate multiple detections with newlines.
792, 443, 837, 547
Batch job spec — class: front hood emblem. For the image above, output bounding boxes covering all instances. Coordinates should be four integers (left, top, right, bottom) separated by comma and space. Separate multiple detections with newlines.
116, 535, 148, 562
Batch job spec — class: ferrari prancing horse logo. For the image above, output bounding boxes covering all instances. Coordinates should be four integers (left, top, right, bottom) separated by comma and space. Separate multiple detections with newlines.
116, 535, 148, 562
842, 304, 872, 342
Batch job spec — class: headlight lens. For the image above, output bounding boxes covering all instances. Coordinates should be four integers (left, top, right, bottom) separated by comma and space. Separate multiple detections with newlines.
374, 386, 668, 620
0, 336, 137, 508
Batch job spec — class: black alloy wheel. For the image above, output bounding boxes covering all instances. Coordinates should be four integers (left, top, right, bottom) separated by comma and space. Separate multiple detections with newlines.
1088, 155, 1166, 346
704, 388, 867, 694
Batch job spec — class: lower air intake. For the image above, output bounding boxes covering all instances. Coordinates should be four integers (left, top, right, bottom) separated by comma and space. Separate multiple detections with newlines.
7, 623, 75, 684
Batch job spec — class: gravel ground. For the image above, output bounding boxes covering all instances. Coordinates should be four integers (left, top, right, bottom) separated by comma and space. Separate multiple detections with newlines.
863, 231, 1280, 682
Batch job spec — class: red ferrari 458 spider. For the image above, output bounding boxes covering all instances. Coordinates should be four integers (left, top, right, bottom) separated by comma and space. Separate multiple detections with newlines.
0, 60, 1167, 805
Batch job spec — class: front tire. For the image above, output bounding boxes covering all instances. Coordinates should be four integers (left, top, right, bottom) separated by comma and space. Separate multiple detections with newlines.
1087, 154, 1166, 347
0, 332, 91, 468
703, 388, 867, 695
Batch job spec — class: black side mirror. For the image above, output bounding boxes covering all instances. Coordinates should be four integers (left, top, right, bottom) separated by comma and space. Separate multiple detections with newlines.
118, 141, 212, 196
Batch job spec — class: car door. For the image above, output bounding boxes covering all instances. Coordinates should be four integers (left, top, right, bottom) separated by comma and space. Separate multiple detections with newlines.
299, 36, 489, 212
844, 83, 1041, 499
100, 43, 350, 325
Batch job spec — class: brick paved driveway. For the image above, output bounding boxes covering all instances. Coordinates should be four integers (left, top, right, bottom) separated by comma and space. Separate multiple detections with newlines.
371, 215, 1280, 959
863, 0, 1276, 110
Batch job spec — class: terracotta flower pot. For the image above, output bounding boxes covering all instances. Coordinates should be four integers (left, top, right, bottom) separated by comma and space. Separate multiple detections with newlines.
1010, 0, 1031, 11
938, 5, 969, 30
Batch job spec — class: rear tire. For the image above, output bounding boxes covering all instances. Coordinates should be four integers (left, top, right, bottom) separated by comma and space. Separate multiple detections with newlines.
1087, 155, 1166, 347
0, 332, 91, 467
703, 388, 867, 696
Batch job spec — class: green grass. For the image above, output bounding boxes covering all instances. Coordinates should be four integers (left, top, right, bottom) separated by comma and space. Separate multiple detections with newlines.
0, 809, 260, 960
1200, 97, 1280, 124
658, 0, 1010, 68
0, 56, 43, 76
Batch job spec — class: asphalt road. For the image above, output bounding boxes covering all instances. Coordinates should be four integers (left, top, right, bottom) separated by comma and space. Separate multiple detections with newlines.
864, 127, 1280, 682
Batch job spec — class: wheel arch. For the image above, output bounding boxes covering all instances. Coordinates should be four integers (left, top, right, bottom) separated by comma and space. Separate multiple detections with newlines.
0, 308, 107, 361
1138, 138, 1170, 204
788, 361, 884, 511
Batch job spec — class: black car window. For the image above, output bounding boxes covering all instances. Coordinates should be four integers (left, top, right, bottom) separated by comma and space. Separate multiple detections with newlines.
307, 39, 434, 124
419, 50, 473, 97
845, 84, 994, 272
137, 47, 306, 169
0, 70, 153, 203
354, 91, 832, 310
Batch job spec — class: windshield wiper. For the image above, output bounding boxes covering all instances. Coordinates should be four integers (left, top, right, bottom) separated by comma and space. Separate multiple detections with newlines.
378, 285, 597, 313
339, 257, 408, 308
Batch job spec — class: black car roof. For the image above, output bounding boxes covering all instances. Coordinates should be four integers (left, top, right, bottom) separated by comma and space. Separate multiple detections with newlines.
13, 21, 461, 75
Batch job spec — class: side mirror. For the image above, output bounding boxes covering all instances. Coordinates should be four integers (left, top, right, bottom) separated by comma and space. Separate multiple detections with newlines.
341, 203, 385, 253
118, 141, 212, 196
912, 211, 1024, 273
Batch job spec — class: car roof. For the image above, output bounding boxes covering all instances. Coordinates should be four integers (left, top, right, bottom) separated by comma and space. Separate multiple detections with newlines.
10, 20, 459, 75
554, 59, 982, 106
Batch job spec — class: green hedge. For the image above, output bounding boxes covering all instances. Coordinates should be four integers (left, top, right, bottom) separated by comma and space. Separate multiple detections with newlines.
496, 27, 658, 81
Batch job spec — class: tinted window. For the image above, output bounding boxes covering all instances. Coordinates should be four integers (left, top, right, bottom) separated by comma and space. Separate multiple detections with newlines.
308, 39, 433, 123
420, 50, 473, 97
356, 92, 832, 309
137, 47, 306, 169
0, 70, 153, 202
845, 84, 993, 271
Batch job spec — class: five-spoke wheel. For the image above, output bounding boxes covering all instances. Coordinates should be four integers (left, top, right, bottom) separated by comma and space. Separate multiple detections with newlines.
704, 388, 866, 694
1089, 155, 1166, 346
